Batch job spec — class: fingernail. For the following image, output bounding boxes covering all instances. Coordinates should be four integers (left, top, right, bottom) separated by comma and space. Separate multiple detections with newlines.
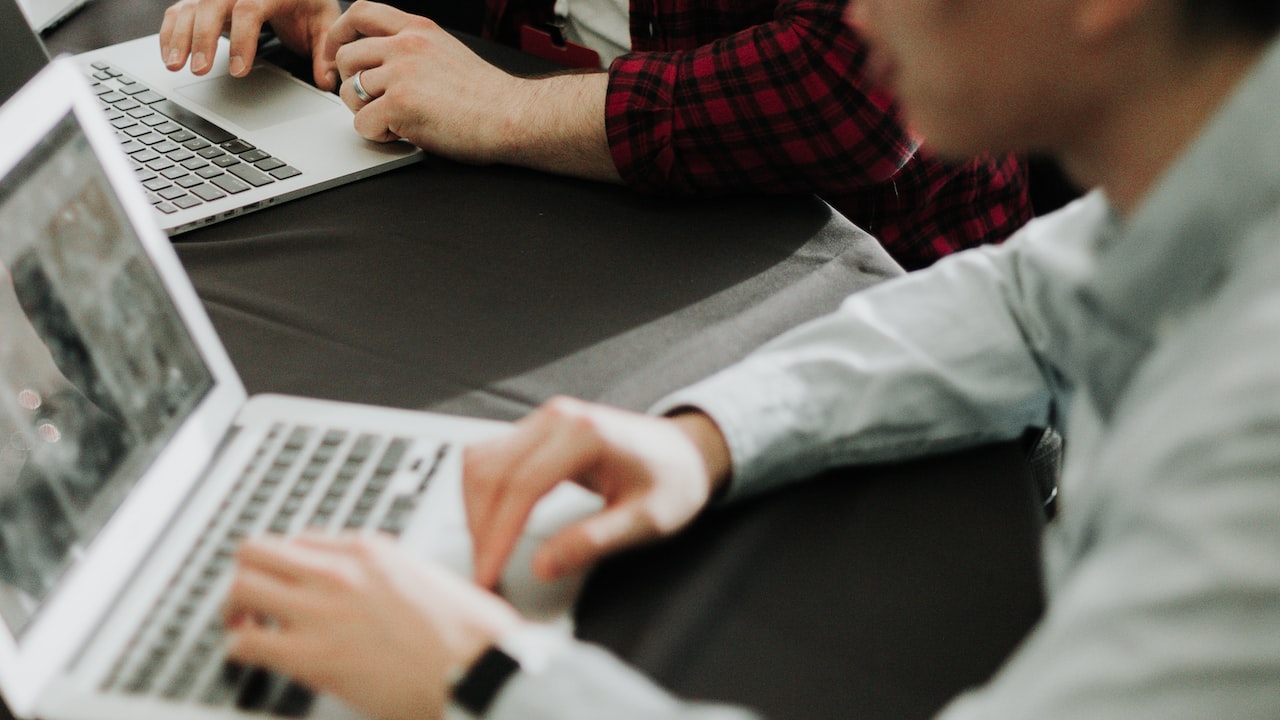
165, 47, 179, 67
193, 51, 207, 72
229, 55, 245, 76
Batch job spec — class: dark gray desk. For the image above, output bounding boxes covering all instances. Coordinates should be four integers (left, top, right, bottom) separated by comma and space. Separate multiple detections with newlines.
35, 6, 1044, 720
46, 2, 902, 421
576, 442, 1044, 720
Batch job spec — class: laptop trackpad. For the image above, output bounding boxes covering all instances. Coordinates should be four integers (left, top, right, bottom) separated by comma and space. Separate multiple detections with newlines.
174, 67, 338, 131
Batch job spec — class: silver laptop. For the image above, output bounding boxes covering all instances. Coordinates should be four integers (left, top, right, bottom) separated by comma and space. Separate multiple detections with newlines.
1, 0, 421, 236
16, 0, 92, 32
0, 59, 593, 720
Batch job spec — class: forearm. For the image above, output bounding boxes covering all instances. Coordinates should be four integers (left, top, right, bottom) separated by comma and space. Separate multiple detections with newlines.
650, 208, 1090, 499
670, 410, 733, 498
501, 72, 621, 183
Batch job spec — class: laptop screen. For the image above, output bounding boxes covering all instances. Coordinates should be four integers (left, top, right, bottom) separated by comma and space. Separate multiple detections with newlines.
0, 112, 214, 637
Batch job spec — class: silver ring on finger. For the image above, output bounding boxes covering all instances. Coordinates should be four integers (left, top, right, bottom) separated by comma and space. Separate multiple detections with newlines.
351, 70, 374, 103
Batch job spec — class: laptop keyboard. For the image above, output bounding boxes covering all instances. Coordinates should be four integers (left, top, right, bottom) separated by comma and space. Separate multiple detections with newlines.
85, 62, 302, 217
98, 422, 450, 716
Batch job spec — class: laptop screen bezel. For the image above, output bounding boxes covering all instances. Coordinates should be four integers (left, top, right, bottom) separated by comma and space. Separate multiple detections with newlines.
0, 58, 249, 718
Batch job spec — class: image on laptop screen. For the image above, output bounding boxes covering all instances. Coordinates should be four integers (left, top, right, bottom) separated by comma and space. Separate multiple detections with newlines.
0, 112, 214, 636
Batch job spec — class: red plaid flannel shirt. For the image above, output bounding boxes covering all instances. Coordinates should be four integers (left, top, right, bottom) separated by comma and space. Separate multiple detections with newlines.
485, 0, 1032, 269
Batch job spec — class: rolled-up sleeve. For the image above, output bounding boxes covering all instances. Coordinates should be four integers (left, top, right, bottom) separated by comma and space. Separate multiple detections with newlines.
605, 0, 916, 196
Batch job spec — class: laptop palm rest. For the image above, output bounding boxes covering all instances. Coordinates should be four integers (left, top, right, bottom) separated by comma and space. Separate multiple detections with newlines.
174, 66, 338, 131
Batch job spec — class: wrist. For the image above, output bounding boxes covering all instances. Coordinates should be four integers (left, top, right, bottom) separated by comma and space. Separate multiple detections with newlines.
669, 410, 732, 500
496, 73, 617, 182
448, 622, 571, 717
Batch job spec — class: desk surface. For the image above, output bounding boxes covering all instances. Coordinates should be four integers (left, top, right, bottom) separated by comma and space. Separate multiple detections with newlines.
47, 1, 903, 421
35, 7, 1043, 720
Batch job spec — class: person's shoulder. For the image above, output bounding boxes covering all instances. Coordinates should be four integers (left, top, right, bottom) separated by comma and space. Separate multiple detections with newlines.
1148, 211, 1280, 417
1230, 205, 1280, 289
959, 190, 1109, 284
1012, 190, 1110, 248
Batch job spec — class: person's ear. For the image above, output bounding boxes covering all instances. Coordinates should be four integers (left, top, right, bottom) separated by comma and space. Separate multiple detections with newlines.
1073, 0, 1152, 40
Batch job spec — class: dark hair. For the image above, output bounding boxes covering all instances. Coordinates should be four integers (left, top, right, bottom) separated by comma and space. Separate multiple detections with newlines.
1185, 0, 1280, 39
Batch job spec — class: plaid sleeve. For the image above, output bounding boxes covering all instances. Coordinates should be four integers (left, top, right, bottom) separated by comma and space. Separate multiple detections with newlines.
851, 151, 1033, 270
490, 0, 1034, 267
605, 0, 916, 196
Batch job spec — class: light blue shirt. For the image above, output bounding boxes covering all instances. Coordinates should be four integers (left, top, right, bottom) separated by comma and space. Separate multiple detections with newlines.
487, 35, 1280, 720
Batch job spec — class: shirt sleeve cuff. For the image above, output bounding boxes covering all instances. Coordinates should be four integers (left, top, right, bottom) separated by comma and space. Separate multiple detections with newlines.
649, 357, 828, 502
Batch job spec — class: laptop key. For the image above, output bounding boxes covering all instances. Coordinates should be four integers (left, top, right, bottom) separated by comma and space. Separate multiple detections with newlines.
221, 138, 256, 155
270, 165, 302, 180
191, 184, 228, 202
149, 98, 237, 144
228, 163, 275, 187
212, 175, 252, 194
134, 89, 166, 105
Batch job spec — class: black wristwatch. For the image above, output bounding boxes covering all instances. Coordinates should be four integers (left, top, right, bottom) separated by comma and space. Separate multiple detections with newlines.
449, 625, 568, 718
450, 645, 522, 717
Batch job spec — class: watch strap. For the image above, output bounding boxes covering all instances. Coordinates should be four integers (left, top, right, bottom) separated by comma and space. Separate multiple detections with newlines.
451, 645, 521, 717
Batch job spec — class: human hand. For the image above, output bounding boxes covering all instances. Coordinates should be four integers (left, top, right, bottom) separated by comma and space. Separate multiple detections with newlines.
160, 0, 343, 90
463, 396, 732, 590
223, 532, 521, 720
324, 1, 545, 164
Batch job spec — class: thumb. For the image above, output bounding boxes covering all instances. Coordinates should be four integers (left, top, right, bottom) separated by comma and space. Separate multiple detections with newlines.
531, 503, 655, 581
313, 53, 338, 92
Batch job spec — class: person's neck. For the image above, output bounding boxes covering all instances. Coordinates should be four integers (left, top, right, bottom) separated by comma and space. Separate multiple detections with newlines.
1060, 37, 1269, 216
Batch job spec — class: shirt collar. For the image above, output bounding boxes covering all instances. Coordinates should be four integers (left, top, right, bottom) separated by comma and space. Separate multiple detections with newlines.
1073, 36, 1280, 418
